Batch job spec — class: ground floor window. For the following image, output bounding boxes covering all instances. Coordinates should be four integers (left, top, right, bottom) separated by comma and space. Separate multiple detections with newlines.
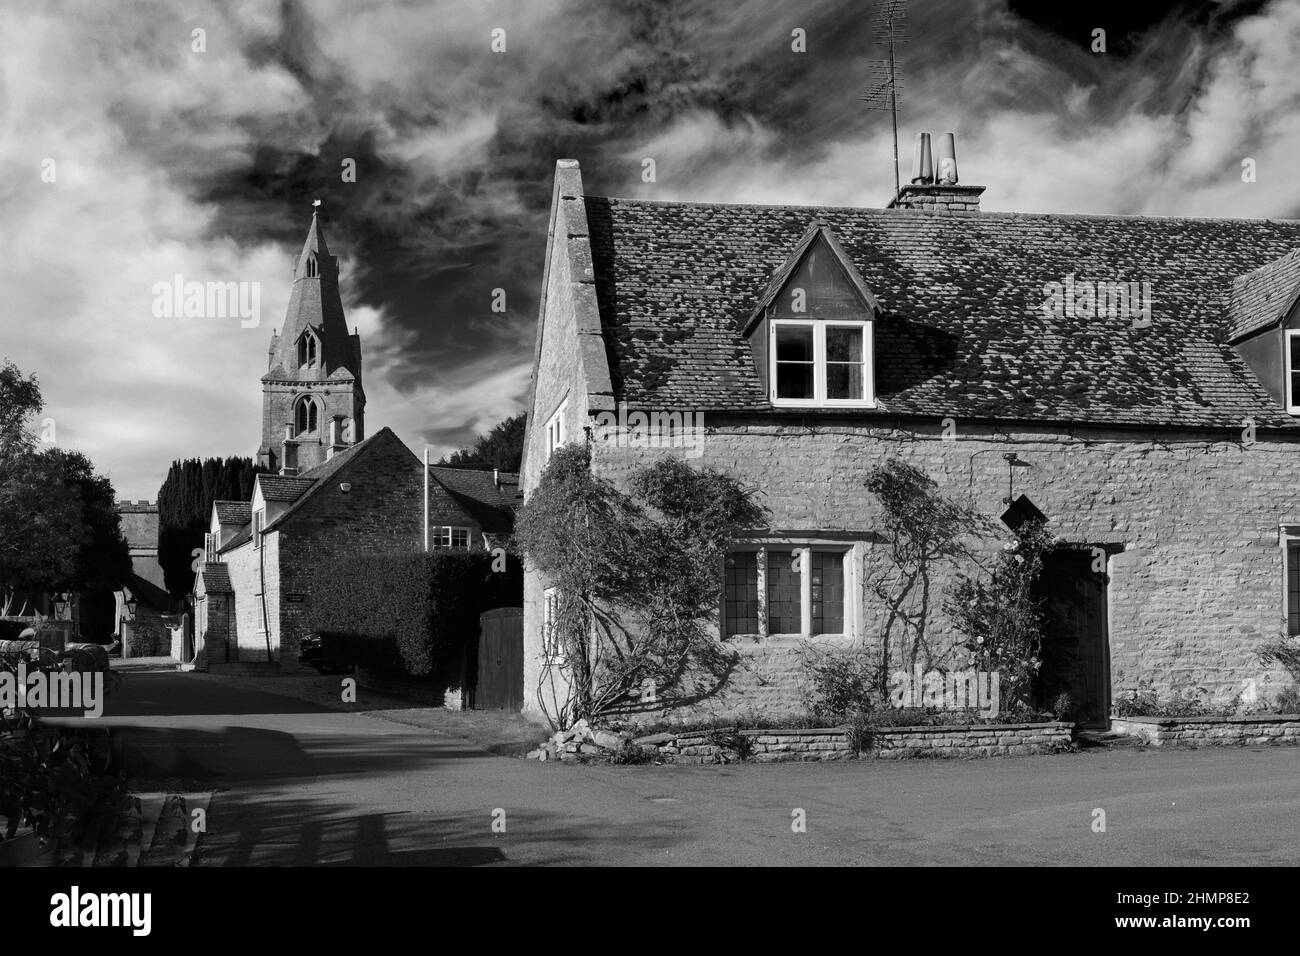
724, 543, 852, 639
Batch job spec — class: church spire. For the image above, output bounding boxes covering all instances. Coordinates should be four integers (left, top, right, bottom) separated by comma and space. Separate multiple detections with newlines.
295, 200, 337, 282
258, 201, 366, 476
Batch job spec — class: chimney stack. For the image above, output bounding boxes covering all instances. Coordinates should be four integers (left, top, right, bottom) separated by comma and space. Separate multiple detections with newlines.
889, 131, 984, 212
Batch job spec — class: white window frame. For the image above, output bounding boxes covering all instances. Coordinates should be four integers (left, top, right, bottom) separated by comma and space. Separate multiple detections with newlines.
253, 510, 264, 550
204, 532, 216, 564
544, 399, 568, 462
770, 319, 876, 408
722, 541, 858, 639
1286, 330, 1300, 414
433, 526, 472, 550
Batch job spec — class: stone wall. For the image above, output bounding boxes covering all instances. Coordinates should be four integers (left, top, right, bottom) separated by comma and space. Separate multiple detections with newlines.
636, 722, 1074, 763
276, 431, 424, 673
224, 536, 272, 663
574, 418, 1300, 720
122, 610, 167, 657
1111, 715, 1300, 746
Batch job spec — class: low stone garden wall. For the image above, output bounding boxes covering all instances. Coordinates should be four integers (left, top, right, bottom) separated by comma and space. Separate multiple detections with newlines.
626, 722, 1075, 764
1110, 714, 1300, 747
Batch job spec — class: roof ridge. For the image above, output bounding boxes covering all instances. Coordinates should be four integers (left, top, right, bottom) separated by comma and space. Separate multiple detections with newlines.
587, 194, 1300, 226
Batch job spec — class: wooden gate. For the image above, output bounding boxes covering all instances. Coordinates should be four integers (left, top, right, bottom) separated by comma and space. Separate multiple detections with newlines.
473, 607, 523, 711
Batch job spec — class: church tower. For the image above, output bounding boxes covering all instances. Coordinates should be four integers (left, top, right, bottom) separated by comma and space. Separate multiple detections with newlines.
257, 204, 365, 475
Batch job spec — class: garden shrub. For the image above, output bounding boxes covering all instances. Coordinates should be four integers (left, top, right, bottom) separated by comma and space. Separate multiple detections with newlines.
310, 550, 522, 677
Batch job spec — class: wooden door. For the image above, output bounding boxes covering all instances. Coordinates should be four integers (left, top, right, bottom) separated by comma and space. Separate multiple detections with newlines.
474, 607, 523, 711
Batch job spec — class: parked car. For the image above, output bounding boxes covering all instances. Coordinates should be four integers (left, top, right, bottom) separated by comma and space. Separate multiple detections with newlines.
298, 634, 353, 674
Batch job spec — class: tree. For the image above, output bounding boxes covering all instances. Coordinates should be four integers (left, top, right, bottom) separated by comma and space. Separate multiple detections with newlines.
863, 458, 986, 692
944, 519, 1055, 711
157, 457, 263, 597
41, 449, 132, 594
0, 360, 125, 601
513, 444, 766, 728
439, 412, 525, 472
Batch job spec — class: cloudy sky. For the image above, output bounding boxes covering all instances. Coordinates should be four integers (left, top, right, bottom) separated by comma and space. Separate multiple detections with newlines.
2, 0, 1298, 499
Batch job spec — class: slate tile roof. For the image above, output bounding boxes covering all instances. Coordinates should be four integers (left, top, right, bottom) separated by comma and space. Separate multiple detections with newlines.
257, 475, 317, 503
198, 563, 232, 594
428, 466, 520, 533
214, 501, 251, 525
1227, 248, 1300, 342
584, 197, 1300, 429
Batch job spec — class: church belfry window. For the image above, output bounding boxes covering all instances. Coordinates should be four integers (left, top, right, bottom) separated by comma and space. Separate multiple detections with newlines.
306, 256, 318, 278
297, 331, 319, 368
294, 395, 319, 436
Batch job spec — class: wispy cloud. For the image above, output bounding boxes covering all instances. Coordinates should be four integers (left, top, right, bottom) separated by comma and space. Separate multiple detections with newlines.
2, 0, 1298, 499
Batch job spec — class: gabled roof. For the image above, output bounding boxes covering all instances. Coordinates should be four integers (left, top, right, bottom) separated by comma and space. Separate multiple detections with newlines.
256, 475, 316, 503
743, 221, 880, 334
213, 501, 251, 525
1227, 248, 1300, 342
264, 427, 415, 531
428, 467, 520, 533
583, 195, 1300, 429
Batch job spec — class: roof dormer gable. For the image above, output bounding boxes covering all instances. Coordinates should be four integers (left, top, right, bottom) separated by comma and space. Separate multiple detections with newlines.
743, 222, 879, 409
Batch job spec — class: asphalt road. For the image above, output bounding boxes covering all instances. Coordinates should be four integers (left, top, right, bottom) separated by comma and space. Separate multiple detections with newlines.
84, 670, 1300, 866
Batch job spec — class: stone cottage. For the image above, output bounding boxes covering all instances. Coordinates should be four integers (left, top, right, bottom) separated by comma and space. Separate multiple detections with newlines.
520, 155, 1300, 727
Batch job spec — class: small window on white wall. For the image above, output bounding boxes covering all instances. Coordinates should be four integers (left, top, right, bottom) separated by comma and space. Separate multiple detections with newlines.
544, 400, 567, 462
1286, 331, 1300, 414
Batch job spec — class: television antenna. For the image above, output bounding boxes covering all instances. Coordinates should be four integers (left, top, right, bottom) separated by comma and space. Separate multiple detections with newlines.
859, 0, 908, 203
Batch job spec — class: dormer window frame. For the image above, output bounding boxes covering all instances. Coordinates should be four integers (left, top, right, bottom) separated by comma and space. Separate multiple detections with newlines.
769, 317, 876, 409
1286, 329, 1300, 415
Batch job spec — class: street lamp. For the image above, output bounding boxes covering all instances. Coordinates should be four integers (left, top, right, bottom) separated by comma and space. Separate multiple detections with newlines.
53, 592, 69, 618
124, 593, 139, 620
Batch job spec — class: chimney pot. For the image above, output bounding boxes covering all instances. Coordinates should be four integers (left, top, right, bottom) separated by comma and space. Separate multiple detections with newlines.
935, 132, 958, 185
911, 132, 933, 185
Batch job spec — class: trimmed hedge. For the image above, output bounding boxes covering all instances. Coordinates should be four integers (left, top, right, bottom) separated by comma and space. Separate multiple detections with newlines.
309, 550, 522, 677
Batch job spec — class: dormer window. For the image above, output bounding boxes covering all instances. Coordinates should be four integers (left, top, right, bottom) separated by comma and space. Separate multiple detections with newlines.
297, 331, 319, 368
1287, 331, 1300, 414
772, 321, 872, 405
294, 395, 319, 435
743, 222, 879, 410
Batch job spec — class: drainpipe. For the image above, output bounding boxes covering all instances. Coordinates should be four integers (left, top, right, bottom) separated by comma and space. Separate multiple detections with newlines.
424, 447, 429, 552
258, 526, 273, 662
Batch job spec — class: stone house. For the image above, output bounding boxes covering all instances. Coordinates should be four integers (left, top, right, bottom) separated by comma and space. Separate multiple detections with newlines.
191, 208, 521, 671
193, 428, 520, 670
520, 155, 1300, 727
